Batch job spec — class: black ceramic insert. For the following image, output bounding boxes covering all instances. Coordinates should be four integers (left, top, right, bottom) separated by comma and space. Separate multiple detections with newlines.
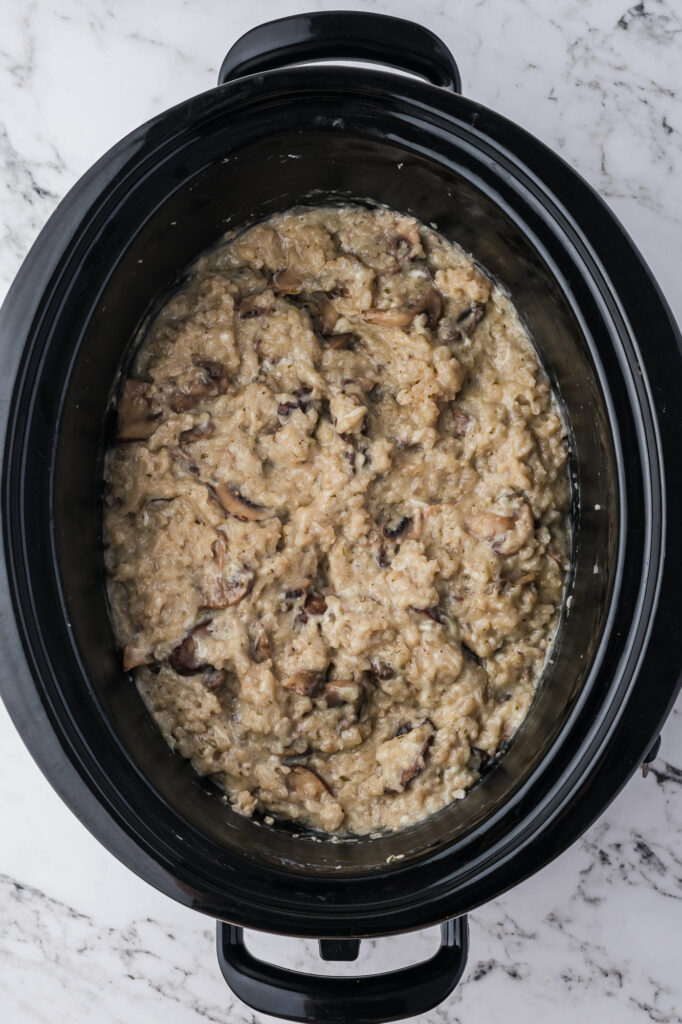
1, 12, 680, 1024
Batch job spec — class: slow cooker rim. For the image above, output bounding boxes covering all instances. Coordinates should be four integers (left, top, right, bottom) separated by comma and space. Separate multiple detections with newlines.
1, 65, 679, 936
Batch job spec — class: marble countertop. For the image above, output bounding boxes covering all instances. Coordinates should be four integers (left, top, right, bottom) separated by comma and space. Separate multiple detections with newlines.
1, 1, 680, 1021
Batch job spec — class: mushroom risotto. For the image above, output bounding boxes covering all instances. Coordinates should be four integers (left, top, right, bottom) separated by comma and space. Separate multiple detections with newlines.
104, 205, 570, 835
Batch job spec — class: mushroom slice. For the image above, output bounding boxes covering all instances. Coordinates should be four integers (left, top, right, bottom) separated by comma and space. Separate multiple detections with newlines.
411, 288, 444, 330
212, 482, 274, 522
371, 659, 396, 681
203, 668, 226, 690
222, 571, 255, 607
323, 332, 359, 351
192, 357, 229, 393
392, 228, 423, 263
285, 766, 344, 830
115, 380, 162, 442
239, 291, 274, 319
298, 588, 328, 623
322, 680, 363, 708
250, 622, 271, 664
304, 589, 328, 616
179, 420, 214, 445
169, 359, 228, 412
455, 302, 487, 334
282, 670, 324, 696
293, 290, 339, 336
271, 269, 304, 294
376, 720, 435, 793
168, 623, 212, 676
362, 307, 415, 328
382, 513, 421, 542
438, 302, 487, 344
466, 498, 534, 555
201, 535, 254, 609
122, 642, 154, 671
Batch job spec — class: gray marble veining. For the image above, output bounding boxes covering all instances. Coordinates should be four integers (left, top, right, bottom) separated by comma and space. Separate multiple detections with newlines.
0, 1, 680, 1021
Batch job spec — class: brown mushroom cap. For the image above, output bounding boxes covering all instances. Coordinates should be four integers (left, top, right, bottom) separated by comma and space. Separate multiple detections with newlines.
322, 680, 363, 707
376, 720, 435, 792
438, 302, 487, 344
282, 670, 325, 696
250, 623, 272, 664
179, 420, 215, 445
272, 269, 304, 294
362, 307, 415, 328
239, 291, 275, 319
292, 290, 341, 336
411, 288, 444, 330
371, 659, 396, 681
212, 482, 274, 522
115, 380, 162, 442
168, 623, 212, 676
322, 332, 359, 351
466, 498, 534, 555
382, 513, 422, 542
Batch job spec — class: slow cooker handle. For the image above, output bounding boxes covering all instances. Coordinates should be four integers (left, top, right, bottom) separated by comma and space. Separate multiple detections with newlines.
216, 917, 469, 1024
218, 12, 461, 93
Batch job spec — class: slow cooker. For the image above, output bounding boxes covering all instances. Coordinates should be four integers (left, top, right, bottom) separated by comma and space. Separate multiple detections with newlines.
1, 12, 680, 1024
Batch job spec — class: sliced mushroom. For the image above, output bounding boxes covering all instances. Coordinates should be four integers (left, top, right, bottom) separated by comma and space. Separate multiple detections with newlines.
438, 302, 487, 344
382, 513, 421, 542
411, 288, 444, 330
293, 290, 339, 336
169, 359, 228, 412
271, 269, 304, 294
250, 622, 271, 664
122, 642, 154, 671
203, 668, 226, 690
201, 535, 254, 610
179, 420, 215, 445
212, 482, 273, 522
285, 766, 344, 830
169, 623, 212, 676
322, 680, 363, 708
371, 659, 396, 681
322, 332, 359, 351
298, 588, 328, 623
193, 357, 229, 391
282, 670, 324, 696
376, 720, 435, 792
115, 380, 162, 442
170, 447, 200, 478
392, 228, 423, 263
456, 302, 487, 334
547, 548, 565, 571
239, 291, 274, 319
223, 571, 255, 606
362, 307, 415, 328
466, 498, 534, 555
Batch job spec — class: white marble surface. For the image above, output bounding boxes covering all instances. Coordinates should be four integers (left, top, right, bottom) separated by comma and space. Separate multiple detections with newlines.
1, 1, 681, 1021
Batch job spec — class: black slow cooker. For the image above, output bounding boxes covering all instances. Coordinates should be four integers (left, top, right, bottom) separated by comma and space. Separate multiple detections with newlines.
1, 12, 680, 1024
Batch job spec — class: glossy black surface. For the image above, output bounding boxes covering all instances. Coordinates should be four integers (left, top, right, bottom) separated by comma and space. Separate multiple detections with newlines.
217, 919, 469, 1024
219, 11, 461, 92
0, 10, 681, 1024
